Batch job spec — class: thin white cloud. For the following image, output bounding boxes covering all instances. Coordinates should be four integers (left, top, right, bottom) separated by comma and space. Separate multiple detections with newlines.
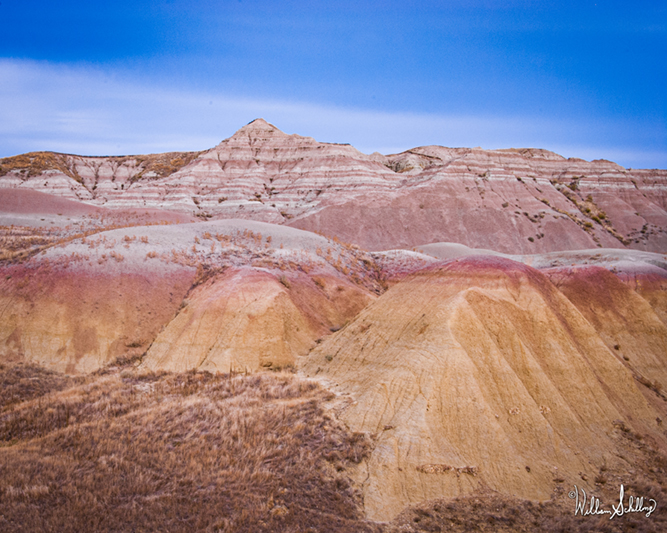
0, 59, 664, 169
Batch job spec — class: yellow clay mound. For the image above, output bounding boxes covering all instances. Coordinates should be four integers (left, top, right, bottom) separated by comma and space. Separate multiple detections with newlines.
0, 267, 194, 373
142, 267, 374, 373
546, 266, 667, 401
300, 256, 666, 521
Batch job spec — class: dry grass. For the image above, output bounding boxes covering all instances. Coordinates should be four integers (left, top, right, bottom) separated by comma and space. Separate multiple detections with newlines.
0, 152, 83, 182
0, 363, 378, 533
0, 217, 178, 266
129, 151, 203, 181
0, 150, 202, 184
387, 485, 665, 533
0, 363, 77, 409
1, 363, 665, 532
0, 226, 56, 262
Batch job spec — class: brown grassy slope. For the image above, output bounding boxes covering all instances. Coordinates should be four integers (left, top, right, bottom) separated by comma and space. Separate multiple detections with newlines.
0, 362, 77, 408
1, 362, 664, 533
0, 363, 378, 533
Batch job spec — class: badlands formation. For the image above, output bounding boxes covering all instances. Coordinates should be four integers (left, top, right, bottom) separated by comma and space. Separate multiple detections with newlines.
1, 119, 666, 525
1, 118, 666, 253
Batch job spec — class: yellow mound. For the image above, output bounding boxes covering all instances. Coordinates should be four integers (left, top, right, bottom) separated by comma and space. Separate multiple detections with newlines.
0, 266, 194, 373
546, 266, 667, 400
300, 257, 666, 521
142, 267, 374, 372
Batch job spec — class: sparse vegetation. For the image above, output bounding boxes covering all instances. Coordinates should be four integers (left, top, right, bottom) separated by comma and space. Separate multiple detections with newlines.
0, 363, 377, 533
0, 151, 202, 188
386, 486, 665, 533
386, 417, 667, 533
128, 151, 203, 183
0, 214, 179, 266
0, 152, 83, 183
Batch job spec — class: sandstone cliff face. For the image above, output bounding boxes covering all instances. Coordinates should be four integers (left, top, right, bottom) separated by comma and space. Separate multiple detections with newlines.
2, 119, 665, 253
300, 256, 667, 521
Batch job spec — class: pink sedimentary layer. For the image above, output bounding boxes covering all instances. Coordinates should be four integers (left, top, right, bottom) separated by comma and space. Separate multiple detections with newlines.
1, 119, 665, 253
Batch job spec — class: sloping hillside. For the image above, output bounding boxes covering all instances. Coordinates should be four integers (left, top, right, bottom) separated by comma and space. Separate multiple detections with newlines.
300, 256, 667, 521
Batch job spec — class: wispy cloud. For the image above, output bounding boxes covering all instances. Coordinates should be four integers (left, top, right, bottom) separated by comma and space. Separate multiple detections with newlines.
0, 59, 664, 169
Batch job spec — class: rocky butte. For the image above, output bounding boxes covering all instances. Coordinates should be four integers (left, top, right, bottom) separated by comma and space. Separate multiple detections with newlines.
0, 119, 666, 528
1, 118, 665, 253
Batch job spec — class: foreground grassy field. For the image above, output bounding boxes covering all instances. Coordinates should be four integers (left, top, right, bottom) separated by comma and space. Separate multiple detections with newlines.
0, 363, 377, 532
1, 362, 665, 532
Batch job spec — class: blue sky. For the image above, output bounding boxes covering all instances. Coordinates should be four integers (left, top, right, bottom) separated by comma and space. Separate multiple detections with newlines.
1, 1, 665, 168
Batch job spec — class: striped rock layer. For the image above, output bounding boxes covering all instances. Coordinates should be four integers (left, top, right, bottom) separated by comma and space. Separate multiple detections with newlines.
1, 119, 666, 253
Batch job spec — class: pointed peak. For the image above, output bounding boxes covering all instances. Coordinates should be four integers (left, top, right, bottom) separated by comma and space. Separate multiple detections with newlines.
216, 118, 320, 149
214, 118, 296, 148
233, 118, 284, 136
247, 118, 272, 127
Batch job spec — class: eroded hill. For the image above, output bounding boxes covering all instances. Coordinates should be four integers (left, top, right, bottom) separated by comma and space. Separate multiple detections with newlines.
2, 119, 666, 253
1, 122, 666, 529
300, 256, 667, 521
